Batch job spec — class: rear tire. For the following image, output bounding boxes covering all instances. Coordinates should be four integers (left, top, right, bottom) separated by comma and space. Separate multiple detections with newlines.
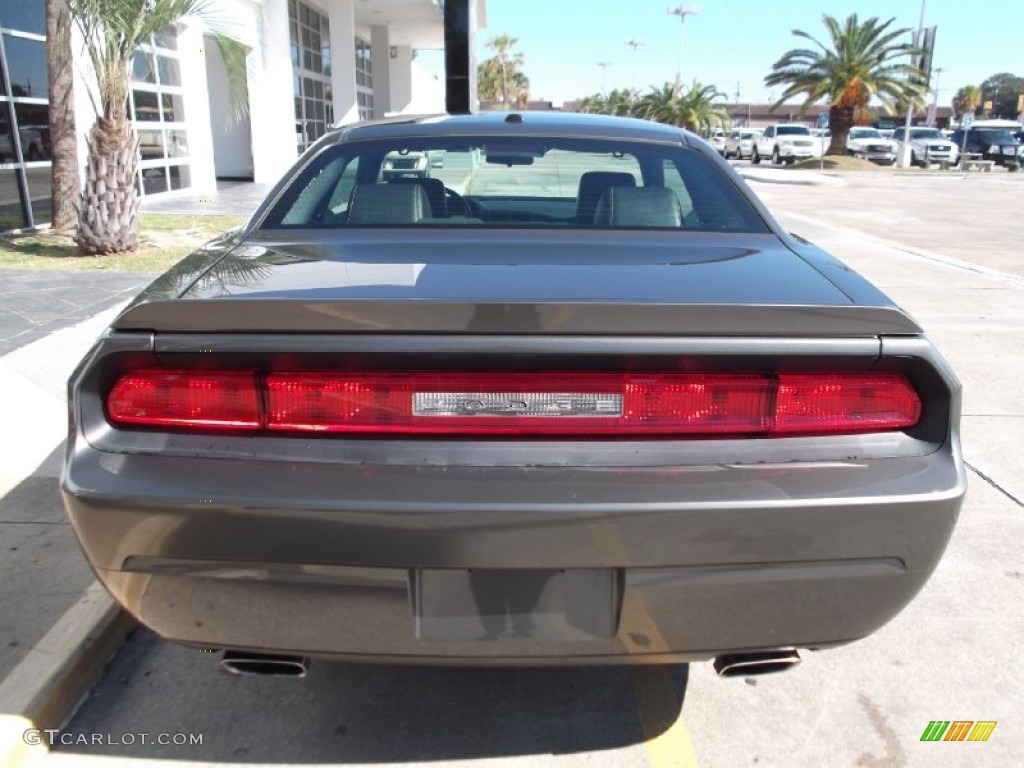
751, 147, 761, 165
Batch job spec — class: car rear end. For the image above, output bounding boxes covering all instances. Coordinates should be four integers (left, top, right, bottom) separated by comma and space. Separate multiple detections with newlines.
62, 119, 965, 666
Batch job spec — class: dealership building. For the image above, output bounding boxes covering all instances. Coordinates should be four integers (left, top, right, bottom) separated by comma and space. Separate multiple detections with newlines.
0, 0, 484, 230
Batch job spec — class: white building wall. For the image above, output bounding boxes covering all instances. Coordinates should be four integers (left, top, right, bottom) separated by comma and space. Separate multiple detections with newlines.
204, 36, 254, 179
177, 22, 217, 195
329, 0, 359, 126
247, 0, 299, 183
389, 46, 413, 114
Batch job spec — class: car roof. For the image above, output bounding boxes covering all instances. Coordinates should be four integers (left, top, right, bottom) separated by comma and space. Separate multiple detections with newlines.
329, 111, 690, 146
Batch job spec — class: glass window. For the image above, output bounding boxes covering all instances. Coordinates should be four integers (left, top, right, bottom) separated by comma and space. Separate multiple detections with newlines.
292, 0, 333, 147
141, 166, 168, 195
265, 138, 769, 232
132, 51, 157, 83
0, 103, 15, 162
0, 0, 45, 35
138, 130, 164, 160
133, 90, 160, 121
24, 162, 51, 220
13, 102, 49, 160
168, 164, 191, 190
0, 169, 26, 229
3, 35, 48, 99
160, 93, 184, 122
165, 129, 188, 158
157, 56, 181, 87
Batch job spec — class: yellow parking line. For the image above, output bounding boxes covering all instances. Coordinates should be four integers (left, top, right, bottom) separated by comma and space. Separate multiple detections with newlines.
587, 522, 698, 768
0, 714, 47, 768
629, 666, 699, 768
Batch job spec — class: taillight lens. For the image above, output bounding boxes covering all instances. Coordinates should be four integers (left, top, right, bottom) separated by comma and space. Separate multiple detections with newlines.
107, 370, 260, 430
106, 370, 921, 437
774, 374, 921, 434
264, 373, 773, 434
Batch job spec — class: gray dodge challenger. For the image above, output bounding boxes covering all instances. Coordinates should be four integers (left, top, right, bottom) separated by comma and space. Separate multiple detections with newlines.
62, 112, 965, 677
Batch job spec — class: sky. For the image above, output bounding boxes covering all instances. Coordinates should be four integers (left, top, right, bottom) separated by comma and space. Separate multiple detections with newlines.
418, 0, 1020, 106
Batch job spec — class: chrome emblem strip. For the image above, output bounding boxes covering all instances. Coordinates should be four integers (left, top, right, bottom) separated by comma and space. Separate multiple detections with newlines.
413, 392, 623, 417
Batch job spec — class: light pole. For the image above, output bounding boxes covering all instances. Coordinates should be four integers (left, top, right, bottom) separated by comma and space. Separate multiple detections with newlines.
625, 38, 645, 113
899, 0, 928, 167
667, 5, 701, 99
928, 66, 944, 126
597, 61, 612, 96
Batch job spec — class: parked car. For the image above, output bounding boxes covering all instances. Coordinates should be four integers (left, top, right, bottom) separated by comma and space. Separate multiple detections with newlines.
810, 128, 830, 157
752, 123, 816, 165
62, 111, 964, 675
706, 129, 728, 156
846, 127, 898, 165
0, 121, 47, 162
950, 127, 1022, 168
724, 128, 761, 160
890, 127, 959, 167
381, 150, 431, 179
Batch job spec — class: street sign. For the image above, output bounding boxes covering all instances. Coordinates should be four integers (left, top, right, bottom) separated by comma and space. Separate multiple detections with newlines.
962, 113, 974, 129
817, 112, 829, 128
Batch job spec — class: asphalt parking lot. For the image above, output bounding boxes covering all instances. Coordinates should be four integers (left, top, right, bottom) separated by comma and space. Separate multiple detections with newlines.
2, 168, 1022, 768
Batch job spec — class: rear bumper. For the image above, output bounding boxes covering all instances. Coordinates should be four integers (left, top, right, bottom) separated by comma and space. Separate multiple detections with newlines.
64, 444, 965, 663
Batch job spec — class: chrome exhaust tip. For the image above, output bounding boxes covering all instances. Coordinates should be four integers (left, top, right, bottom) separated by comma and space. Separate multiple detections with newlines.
713, 649, 801, 678
220, 651, 308, 677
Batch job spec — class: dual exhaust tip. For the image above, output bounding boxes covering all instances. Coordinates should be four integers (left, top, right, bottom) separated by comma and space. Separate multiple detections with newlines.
218, 648, 799, 679
713, 648, 801, 678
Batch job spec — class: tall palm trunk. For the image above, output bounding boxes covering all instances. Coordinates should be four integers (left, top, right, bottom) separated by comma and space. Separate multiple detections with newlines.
827, 104, 855, 155
76, 117, 139, 254
45, 0, 80, 233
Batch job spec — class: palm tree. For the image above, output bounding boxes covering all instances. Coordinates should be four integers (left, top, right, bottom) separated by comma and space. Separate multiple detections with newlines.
65, 0, 245, 254
476, 58, 503, 103
764, 14, 927, 156
635, 82, 730, 132
485, 35, 526, 108
576, 88, 636, 117
952, 85, 982, 119
46, 0, 79, 233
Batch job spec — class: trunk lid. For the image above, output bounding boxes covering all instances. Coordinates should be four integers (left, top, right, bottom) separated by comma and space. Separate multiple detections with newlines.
113, 231, 920, 336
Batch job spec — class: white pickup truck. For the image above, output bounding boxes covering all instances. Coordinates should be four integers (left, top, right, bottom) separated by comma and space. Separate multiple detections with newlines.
752, 124, 816, 165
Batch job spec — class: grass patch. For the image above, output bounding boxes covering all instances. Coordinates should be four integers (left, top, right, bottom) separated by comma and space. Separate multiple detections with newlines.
787, 156, 887, 172
0, 214, 245, 272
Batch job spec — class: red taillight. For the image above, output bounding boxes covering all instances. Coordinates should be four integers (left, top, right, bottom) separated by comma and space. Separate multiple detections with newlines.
264, 373, 774, 434
106, 370, 921, 437
107, 370, 260, 430
774, 374, 921, 434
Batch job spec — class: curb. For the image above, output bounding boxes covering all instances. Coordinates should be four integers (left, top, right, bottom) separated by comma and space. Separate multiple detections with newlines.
0, 582, 135, 766
738, 169, 844, 187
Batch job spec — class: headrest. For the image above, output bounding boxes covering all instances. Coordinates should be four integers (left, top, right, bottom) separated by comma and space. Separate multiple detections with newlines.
387, 176, 447, 217
593, 187, 683, 228
575, 171, 637, 221
347, 183, 433, 224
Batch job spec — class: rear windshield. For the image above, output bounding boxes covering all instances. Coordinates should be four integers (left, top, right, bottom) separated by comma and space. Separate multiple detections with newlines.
261, 137, 769, 233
